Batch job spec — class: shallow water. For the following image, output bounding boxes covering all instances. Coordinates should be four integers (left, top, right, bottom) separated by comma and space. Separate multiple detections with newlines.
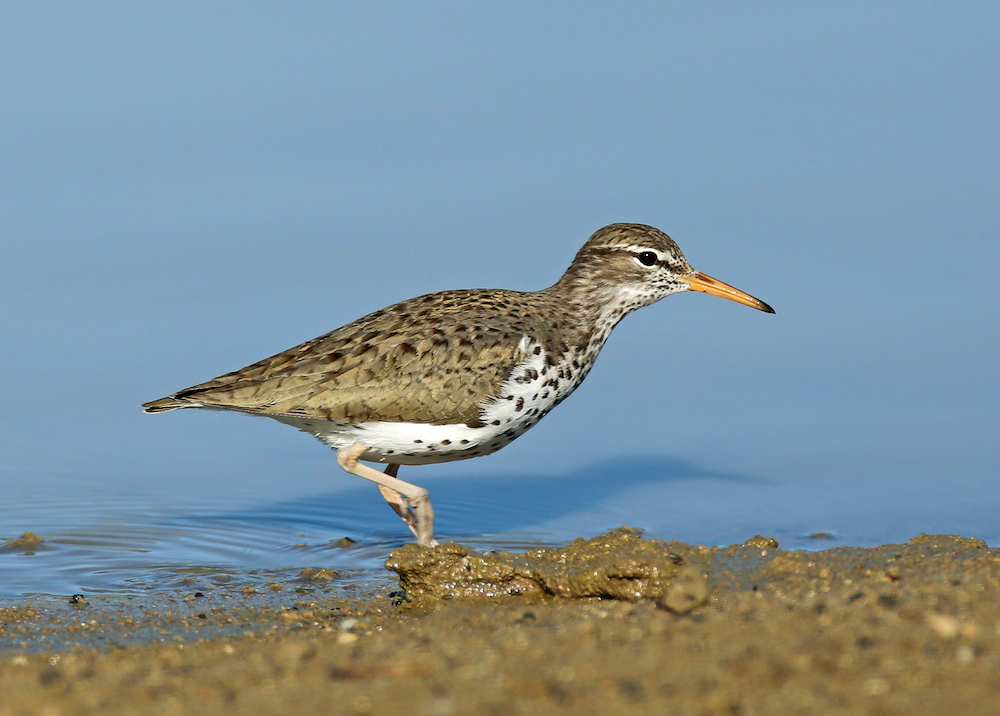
3, 454, 997, 599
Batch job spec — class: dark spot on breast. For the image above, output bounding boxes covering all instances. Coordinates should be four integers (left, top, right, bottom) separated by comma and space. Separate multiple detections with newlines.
386, 450, 394, 454
542, 391, 549, 399
441, 439, 451, 445
532, 345, 541, 355
413, 439, 423, 444
460, 439, 469, 444
466, 418, 485, 429
491, 420, 501, 426
515, 397, 524, 411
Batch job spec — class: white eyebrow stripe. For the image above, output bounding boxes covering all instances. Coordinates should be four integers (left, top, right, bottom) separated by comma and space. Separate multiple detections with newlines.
622, 245, 665, 260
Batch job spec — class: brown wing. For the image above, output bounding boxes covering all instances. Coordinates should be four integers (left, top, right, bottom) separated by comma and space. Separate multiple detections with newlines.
142, 289, 547, 425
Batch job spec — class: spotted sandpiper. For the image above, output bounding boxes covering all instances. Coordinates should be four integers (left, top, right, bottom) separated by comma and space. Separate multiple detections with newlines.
143, 223, 773, 546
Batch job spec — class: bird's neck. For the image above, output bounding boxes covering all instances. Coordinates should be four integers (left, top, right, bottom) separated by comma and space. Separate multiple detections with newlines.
538, 272, 645, 356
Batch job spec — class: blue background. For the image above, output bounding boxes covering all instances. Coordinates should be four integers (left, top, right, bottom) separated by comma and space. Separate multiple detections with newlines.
2, 3, 998, 594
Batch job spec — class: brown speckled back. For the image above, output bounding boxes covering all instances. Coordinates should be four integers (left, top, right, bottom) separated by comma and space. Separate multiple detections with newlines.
142, 224, 698, 425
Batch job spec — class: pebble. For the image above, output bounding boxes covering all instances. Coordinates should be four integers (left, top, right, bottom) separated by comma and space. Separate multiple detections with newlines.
658, 567, 709, 613
926, 614, 961, 639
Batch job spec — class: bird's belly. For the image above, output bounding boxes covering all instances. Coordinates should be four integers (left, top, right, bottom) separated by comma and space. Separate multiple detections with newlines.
272, 414, 540, 465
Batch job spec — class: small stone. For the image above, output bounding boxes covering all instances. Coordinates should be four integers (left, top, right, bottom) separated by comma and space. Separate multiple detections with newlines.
555, 665, 576, 682
743, 536, 779, 550
955, 645, 976, 664
658, 567, 709, 613
927, 613, 961, 639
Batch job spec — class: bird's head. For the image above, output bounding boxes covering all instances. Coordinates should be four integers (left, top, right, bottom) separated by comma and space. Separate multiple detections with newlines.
562, 223, 774, 314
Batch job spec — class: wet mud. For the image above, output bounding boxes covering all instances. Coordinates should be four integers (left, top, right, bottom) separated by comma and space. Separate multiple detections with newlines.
3, 528, 1000, 715
0, 533, 46, 555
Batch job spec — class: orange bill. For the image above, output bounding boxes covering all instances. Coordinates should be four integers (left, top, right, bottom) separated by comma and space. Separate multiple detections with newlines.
679, 271, 775, 313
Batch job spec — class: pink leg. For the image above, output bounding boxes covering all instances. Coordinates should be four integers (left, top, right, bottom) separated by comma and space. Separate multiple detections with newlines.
336, 443, 438, 547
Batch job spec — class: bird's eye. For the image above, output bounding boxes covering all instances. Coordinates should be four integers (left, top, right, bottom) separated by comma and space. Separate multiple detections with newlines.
637, 251, 657, 266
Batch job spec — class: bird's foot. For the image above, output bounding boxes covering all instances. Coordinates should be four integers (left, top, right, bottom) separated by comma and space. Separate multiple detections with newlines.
337, 443, 438, 547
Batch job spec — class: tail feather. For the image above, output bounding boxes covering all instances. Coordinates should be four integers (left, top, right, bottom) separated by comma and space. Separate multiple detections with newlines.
142, 396, 192, 413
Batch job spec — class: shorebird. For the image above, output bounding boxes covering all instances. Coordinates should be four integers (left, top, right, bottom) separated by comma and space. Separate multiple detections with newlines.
143, 223, 773, 546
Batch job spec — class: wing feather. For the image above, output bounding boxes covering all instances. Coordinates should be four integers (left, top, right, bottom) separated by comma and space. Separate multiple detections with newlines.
143, 289, 550, 425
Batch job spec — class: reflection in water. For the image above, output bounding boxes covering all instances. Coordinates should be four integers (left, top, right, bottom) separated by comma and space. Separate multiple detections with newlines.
0, 456, 753, 597
1, 453, 996, 598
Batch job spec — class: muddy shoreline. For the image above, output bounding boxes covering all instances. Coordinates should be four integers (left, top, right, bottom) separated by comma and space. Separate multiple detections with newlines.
2, 529, 999, 715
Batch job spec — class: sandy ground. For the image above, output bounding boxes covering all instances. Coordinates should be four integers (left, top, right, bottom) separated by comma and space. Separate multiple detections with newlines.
2, 528, 999, 715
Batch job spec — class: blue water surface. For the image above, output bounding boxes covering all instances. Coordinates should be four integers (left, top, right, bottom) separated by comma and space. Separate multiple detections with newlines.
1, 3, 997, 598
